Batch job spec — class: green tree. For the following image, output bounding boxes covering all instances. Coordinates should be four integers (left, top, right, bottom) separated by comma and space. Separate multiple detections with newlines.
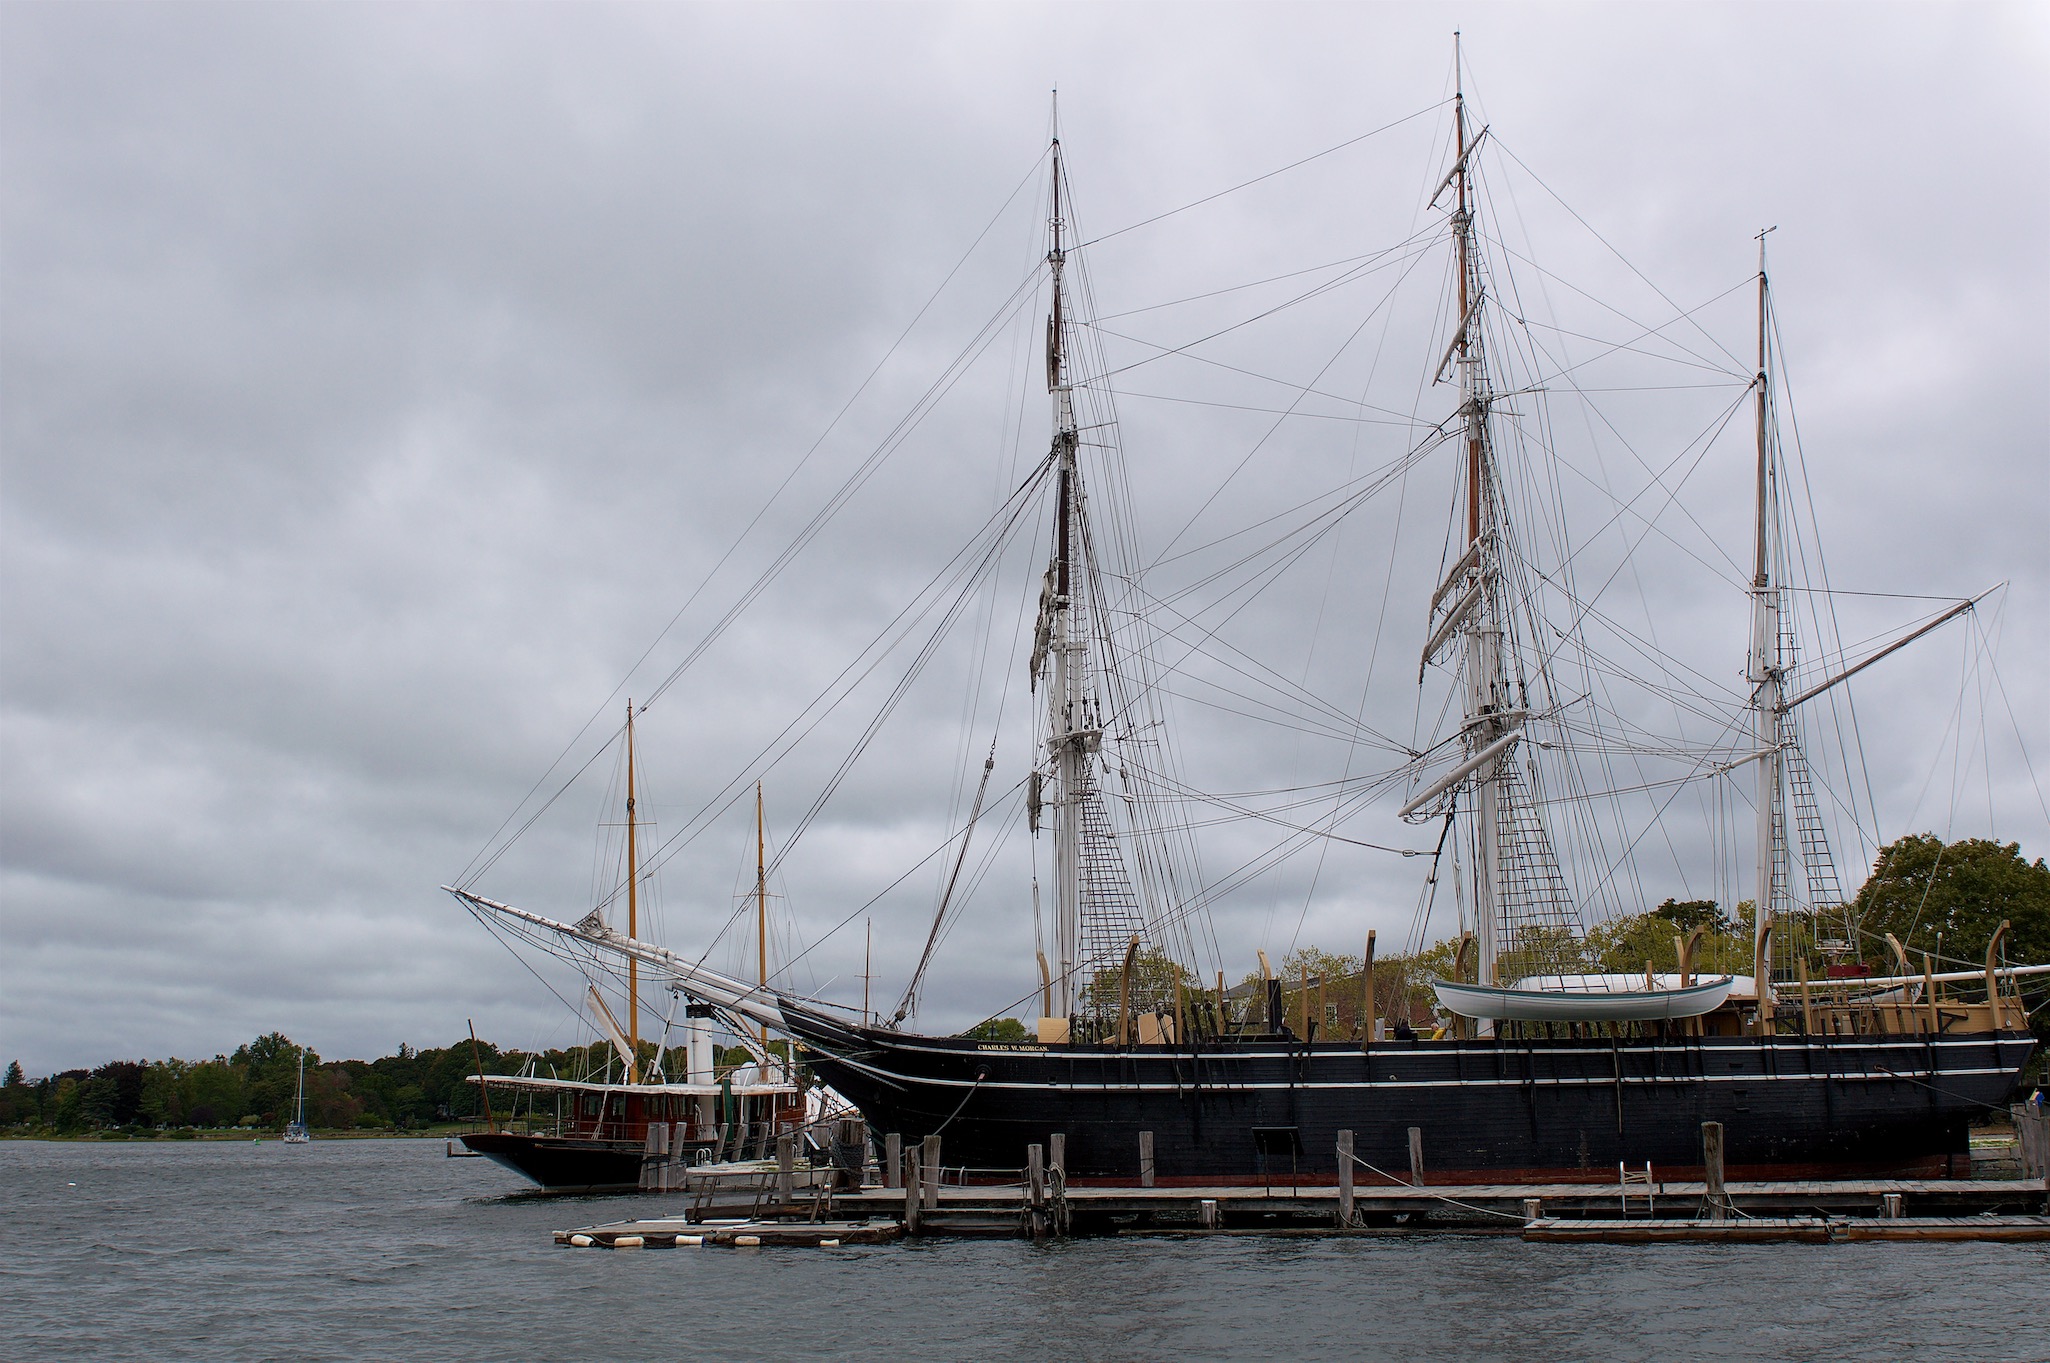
78, 1077, 118, 1128
53, 1077, 82, 1130
184, 1059, 247, 1127
140, 1060, 190, 1126
4, 1061, 23, 1088
958, 1017, 1031, 1043
1852, 834, 2050, 967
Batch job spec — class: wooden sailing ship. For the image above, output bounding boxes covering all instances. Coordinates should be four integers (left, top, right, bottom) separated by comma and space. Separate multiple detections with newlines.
452, 53, 2041, 1186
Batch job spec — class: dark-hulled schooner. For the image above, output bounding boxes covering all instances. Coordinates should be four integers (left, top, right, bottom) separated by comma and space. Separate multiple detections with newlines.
452, 59, 2040, 1186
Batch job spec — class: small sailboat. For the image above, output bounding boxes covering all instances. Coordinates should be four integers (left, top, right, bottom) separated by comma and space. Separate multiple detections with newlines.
283, 1049, 312, 1144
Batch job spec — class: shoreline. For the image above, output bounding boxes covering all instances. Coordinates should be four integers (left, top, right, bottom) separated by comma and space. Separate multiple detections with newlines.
2, 1128, 473, 1143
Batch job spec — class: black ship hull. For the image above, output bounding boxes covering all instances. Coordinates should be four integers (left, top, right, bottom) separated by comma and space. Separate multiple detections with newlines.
460, 1132, 661, 1193
781, 1005, 2036, 1183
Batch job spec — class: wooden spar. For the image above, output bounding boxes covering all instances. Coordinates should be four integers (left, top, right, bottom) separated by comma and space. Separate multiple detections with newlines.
863, 919, 872, 1024
1798, 958, 1815, 1035
625, 703, 640, 1084
1116, 935, 1140, 1047
1173, 975, 1186, 1045
1299, 964, 1310, 1039
1216, 970, 1227, 1035
756, 781, 768, 1052
1923, 953, 1939, 1034
1454, 40, 1477, 548
468, 1018, 496, 1133
1362, 930, 1377, 1049
1037, 950, 1053, 1020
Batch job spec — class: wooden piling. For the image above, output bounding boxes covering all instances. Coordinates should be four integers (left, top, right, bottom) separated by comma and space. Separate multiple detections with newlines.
1337, 1130, 1355, 1227
1139, 1131, 1156, 1188
920, 1134, 941, 1210
1200, 1198, 1220, 1230
1522, 1197, 1543, 1221
1881, 1192, 1903, 1219
885, 1132, 902, 1189
903, 1150, 921, 1235
1702, 1121, 1728, 1222
1027, 1144, 1045, 1207
2014, 1103, 2049, 1181
1050, 1132, 1068, 1236
776, 1132, 794, 1204
1408, 1127, 1425, 1186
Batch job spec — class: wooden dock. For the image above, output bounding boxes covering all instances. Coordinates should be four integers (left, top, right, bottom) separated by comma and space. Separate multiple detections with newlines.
830, 1174, 2049, 1229
555, 1110, 2050, 1246
552, 1175, 2047, 1247
1525, 1215, 2050, 1244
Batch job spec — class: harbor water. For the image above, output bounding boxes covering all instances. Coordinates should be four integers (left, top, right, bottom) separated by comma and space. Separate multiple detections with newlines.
3, 1138, 2043, 1362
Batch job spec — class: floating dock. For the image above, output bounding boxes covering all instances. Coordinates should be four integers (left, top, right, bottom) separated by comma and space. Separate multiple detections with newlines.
1524, 1215, 2050, 1244
555, 1218, 901, 1248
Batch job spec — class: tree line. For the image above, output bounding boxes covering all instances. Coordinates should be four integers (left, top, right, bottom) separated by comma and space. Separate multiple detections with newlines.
0, 1031, 772, 1137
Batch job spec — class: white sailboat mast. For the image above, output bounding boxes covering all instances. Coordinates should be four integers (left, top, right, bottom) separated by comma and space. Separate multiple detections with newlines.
1046, 134, 1085, 1018
1748, 235, 1783, 1009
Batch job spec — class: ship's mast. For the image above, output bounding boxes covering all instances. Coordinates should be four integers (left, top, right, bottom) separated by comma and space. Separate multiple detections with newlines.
1451, 41, 1508, 988
1749, 232, 1783, 1011
624, 702, 640, 1084
1046, 132, 1084, 1018
756, 780, 770, 1052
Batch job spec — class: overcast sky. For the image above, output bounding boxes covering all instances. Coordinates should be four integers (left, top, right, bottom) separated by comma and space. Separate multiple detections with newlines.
4, 2, 2046, 1074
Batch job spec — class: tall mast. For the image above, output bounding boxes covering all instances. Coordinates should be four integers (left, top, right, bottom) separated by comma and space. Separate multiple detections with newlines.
624, 702, 640, 1084
756, 780, 770, 1051
1749, 232, 1782, 1011
1045, 130, 1085, 1019
1451, 36, 1506, 989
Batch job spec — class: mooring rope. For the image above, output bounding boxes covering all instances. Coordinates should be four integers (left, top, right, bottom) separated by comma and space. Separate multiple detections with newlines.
1343, 1150, 1526, 1222
928, 1069, 989, 1137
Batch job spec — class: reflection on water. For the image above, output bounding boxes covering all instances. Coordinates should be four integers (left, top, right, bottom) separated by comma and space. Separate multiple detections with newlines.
3, 1138, 2043, 1362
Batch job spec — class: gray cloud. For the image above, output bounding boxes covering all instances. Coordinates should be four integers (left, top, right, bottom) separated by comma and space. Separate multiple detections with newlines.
4, 3, 2045, 1072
